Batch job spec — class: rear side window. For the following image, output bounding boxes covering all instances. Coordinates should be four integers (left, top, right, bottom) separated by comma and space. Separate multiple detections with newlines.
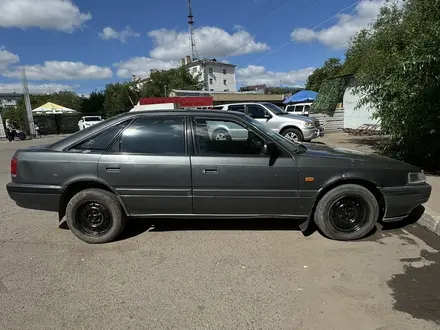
69, 121, 130, 152
120, 116, 185, 155
294, 105, 304, 113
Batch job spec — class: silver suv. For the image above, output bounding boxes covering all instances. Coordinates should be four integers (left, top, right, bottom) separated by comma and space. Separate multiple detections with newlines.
212, 102, 323, 142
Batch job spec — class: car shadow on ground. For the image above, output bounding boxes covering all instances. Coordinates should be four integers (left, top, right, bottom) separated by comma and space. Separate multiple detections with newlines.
117, 218, 316, 241
116, 206, 426, 242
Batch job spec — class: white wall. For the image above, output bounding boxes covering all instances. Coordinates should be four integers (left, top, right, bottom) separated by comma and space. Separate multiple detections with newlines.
343, 87, 380, 129
188, 63, 236, 92
205, 64, 236, 92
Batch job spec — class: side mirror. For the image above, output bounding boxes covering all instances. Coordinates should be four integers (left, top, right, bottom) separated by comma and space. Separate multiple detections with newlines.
263, 141, 278, 155
264, 112, 271, 119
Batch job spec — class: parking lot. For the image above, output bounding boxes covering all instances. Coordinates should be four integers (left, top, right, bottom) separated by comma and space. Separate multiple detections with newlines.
0, 136, 439, 330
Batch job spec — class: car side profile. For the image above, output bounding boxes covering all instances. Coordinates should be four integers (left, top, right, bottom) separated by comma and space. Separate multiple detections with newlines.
212, 102, 324, 142
7, 110, 431, 244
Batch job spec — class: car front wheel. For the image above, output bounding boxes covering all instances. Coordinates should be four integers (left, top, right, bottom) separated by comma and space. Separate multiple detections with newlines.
66, 188, 127, 244
314, 184, 379, 241
213, 129, 231, 141
282, 128, 303, 142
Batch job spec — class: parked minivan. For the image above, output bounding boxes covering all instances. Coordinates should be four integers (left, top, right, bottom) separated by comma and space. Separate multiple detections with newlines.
212, 102, 323, 142
284, 102, 312, 116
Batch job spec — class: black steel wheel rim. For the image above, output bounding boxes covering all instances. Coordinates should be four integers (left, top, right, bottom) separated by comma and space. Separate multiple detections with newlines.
75, 201, 112, 236
329, 196, 367, 232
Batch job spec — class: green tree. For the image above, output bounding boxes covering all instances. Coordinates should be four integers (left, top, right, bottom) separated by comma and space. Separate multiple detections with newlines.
103, 82, 137, 118
305, 58, 343, 91
346, 0, 440, 167
81, 90, 105, 115
139, 67, 202, 97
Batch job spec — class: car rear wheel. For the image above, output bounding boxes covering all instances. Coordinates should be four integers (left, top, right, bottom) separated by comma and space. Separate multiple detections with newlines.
66, 188, 126, 244
314, 184, 379, 241
282, 128, 303, 142
213, 129, 231, 141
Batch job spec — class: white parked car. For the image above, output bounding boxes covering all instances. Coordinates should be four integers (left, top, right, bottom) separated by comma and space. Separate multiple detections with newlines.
284, 102, 312, 116
78, 116, 102, 131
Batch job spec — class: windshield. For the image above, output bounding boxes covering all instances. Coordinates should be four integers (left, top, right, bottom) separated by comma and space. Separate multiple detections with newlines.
263, 103, 287, 115
241, 114, 301, 152
84, 116, 102, 122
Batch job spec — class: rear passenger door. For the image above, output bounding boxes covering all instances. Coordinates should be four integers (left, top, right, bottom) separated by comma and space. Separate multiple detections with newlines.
98, 115, 192, 216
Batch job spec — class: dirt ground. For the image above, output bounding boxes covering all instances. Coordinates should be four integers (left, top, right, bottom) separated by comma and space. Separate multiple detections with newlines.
0, 136, 439, 330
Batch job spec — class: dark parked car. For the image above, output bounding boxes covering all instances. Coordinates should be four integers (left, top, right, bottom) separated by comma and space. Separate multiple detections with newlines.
7, 110, 431, 243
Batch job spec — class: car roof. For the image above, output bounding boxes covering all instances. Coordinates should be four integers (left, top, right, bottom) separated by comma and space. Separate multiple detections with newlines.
216, 102, 266, 107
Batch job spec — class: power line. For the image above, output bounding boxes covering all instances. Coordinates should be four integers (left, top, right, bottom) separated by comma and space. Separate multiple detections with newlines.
245, 0, 361, 66
208, 0, 314, 55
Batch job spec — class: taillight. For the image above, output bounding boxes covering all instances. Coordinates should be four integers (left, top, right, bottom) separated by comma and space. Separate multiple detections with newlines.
11, 157, 17, 177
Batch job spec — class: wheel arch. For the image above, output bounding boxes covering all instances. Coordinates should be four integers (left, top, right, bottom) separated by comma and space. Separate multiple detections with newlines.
279, 125, 303, 136
300, 177, 386, 231
58, 179, 129, 221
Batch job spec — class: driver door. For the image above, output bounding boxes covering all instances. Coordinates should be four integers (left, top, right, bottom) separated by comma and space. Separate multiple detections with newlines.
190, 116, 299, 216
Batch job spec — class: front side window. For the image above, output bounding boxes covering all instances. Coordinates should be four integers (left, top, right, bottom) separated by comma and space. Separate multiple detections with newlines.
246, 105, 267, 119
193, 118, 266, 156
69, 120, 130, 152
120, 116, 185, 155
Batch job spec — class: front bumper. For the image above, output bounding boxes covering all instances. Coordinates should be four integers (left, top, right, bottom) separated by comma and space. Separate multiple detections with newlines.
381, 183, 431, 222
303, 128, 320, 141
6, 182, 63, 212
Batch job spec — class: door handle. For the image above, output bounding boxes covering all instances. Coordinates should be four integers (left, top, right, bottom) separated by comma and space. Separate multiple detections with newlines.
202, 167, 218, 174
105, 165, 120, 172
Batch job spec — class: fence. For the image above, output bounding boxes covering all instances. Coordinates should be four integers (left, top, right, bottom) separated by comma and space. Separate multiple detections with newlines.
310, 108, 345, 131
34, 114, 82, 135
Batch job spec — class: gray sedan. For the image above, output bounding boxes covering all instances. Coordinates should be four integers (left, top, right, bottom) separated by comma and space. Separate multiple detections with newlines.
7, 110, 431, 243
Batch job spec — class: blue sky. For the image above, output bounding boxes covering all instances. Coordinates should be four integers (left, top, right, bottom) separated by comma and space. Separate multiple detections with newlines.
0, 0, 388, 95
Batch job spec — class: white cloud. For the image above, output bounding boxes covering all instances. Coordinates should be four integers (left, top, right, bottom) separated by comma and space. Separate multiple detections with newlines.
0, 83, 76, 94
4, 61, 112, 80
99, 26, 140, 43
0, 47, 19, 71
0, 0, 91, 32
237, 65, 315, 86
148, 26, 269, 61
114, 57, 179, 78
291, 0, 392, 49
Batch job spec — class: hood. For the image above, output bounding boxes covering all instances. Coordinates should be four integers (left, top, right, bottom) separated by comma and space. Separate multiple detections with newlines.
302, 142, 418, 170
282, 113, 314, 123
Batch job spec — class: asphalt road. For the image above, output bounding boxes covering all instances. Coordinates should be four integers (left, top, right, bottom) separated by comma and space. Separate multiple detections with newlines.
0, 136, 439, 330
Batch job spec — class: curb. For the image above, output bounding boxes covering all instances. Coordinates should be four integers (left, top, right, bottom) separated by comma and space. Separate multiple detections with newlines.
419, 206, 440, 236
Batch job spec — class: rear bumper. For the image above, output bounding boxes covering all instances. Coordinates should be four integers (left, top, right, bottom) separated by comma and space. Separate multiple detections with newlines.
6, 182, 63, 212
381, 183, 431, 222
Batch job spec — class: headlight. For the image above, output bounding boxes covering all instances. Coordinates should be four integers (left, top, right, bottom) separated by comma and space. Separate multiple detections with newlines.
304, 121, 315, 128
408, 172, 426, 184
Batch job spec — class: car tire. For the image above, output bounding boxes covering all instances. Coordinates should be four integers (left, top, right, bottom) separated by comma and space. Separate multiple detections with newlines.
314, 184, 379, 241
212, 129, 231, 141
66, 188, 127, 244
282, 128, 303, 142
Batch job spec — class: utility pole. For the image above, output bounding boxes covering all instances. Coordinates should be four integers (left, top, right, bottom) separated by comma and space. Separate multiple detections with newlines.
164, 85, 167, 97
21, 68, 36, 137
